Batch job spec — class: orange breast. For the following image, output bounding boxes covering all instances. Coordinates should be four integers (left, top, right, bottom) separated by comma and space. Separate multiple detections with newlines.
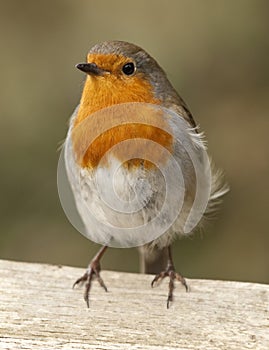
72, 103, 173, 170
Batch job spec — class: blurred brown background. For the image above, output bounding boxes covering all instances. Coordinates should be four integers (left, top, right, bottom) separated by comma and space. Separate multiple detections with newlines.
0, 0, 268, 284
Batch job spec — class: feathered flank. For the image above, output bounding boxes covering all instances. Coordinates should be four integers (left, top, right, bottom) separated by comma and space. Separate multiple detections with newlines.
186, 125, 229, 220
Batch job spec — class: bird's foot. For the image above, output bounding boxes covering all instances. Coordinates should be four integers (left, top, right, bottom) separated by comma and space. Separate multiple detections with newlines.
73, 258, 108, 308
151, 265, 189, 308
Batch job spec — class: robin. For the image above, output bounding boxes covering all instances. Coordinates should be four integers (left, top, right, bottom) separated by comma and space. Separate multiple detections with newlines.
63, 40, 227, 308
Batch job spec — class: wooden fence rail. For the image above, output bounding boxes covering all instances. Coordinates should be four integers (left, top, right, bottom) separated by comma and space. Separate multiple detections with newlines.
0, 259, 268, 349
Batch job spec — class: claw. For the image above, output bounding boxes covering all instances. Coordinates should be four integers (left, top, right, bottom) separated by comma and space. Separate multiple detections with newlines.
151, 271, 166, 288
72, 272, 88, 289
151, 276, 158, 288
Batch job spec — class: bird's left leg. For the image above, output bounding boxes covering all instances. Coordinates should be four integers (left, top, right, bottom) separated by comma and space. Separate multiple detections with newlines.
151, 245, 189, 308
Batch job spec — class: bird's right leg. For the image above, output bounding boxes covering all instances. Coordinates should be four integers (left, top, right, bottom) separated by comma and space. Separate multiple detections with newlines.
73, 245, 108, 307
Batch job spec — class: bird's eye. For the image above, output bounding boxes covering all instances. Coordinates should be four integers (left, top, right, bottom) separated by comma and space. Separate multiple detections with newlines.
122, 62, 135, 76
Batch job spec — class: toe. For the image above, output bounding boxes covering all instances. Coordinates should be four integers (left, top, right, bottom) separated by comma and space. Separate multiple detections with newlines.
175, 273, 189, 292
73, 272, 88, 289
96, 275, 108, 292
151, 271, 167, 287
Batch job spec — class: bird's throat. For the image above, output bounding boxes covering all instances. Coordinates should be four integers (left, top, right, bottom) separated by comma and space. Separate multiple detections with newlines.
74, 75, 160, 127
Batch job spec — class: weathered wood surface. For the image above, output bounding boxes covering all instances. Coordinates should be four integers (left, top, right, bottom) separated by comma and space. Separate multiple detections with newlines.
0, 259, 268, 350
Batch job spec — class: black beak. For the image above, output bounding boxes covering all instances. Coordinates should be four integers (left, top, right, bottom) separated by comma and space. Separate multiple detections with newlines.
76, 62, 106, 76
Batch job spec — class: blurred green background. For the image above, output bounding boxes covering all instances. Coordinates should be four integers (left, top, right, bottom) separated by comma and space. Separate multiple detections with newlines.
0, 0, 268, 284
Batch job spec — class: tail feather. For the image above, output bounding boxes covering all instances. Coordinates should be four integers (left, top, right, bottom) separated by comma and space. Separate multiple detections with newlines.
139, 245, 168, 274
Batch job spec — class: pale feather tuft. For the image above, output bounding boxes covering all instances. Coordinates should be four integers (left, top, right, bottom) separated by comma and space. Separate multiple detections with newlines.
205, 160, 230, 219
187, 125, 207, 150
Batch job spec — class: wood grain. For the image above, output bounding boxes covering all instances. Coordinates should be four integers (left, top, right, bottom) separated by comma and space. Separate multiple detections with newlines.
0, 259, 268, 349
